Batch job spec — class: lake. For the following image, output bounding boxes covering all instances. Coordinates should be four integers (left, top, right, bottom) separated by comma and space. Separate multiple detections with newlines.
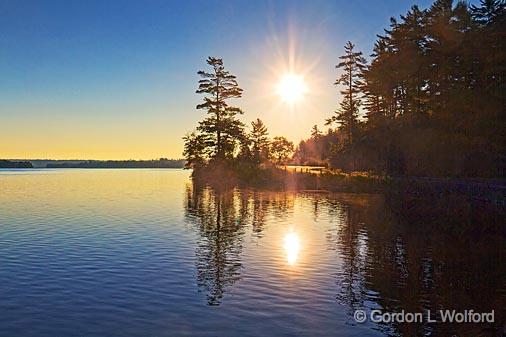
0, 169, 504, 336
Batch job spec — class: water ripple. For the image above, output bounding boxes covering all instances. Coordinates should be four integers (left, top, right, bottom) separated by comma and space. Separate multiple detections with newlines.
0, 169, 504, 336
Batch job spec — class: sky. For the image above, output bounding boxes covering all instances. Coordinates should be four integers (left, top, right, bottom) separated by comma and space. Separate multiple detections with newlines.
0, 0, 439, 160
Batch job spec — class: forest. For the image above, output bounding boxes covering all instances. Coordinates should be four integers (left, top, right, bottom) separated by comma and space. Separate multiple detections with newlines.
183, 0, 505, 179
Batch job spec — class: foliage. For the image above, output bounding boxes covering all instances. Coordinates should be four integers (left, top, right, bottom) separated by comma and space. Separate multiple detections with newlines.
194, 57, 245, 161
185, 0, 505, 180
249, 118, 271, 163
325, 0, 505, 177
326, 41, 366, 146
183, 132, 208, 168
293, 127, 341, 166
184, 58, 283, 170
270, 136, 294, 164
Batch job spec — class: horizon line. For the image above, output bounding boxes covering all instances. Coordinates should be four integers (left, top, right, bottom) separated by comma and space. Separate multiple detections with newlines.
2, 158, 186, 161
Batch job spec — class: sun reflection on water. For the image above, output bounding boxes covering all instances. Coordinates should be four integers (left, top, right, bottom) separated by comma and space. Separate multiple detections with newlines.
284, 231, 301, 266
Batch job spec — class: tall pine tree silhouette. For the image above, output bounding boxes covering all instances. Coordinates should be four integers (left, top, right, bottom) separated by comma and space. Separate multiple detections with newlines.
196, 57, 245, 160
326, 41, 366, 146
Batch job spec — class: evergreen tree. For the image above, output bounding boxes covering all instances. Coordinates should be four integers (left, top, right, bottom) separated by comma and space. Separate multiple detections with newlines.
250, 118, 270, 164
196, 57, 245, 160
183, 132, 208, 169
351, 0, 505, 176
237, 133, 253, 162
470, 0, 505, 24
310, 125, 324, 161
361, 37, 397, 123
310, 125, 321, 139
326, 41, 367, 145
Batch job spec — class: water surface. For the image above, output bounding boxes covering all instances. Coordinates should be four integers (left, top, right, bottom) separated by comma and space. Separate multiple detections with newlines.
0, 169, 504, 336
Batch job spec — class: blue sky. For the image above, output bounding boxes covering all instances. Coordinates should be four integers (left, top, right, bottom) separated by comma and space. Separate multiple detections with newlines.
1, 0, 442, 159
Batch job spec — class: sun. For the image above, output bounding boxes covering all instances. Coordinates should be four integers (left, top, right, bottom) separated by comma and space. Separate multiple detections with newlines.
276, 73, 307, 103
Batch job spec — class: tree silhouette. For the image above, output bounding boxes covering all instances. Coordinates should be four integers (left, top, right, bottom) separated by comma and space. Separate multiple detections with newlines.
183, 132, 208, 169
326, 41, 366, 146
270, 136, 294, 164
250, 118, 270, 164
322, 0, 505, 177
195, 57, 245, 160
310, 124, 321, 139
182, 0, 505, 179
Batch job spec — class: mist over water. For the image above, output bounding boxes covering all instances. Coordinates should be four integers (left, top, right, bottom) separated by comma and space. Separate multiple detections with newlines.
0, 169, 504, 336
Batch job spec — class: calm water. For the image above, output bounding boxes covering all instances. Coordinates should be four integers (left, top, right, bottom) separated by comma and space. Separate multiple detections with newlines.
0, 169, 504, 337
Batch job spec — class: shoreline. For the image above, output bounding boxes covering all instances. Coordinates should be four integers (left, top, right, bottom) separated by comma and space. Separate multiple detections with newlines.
191, 164, 506, 205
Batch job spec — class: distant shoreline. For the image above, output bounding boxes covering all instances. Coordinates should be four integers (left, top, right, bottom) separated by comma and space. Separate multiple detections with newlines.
0, 167, 185, 170
0, 159, 186, 169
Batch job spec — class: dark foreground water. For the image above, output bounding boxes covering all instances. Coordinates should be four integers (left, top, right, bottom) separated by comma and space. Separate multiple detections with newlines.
0, 169, 504, 337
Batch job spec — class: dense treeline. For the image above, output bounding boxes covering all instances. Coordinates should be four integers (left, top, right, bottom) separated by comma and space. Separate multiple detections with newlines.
298, 0, 505, 177
184, 0, 505, 179
46, 159, 185, 169
0, 160, 33, 168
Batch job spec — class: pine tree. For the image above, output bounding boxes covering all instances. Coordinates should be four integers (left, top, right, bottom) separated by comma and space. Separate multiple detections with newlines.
250, 118, 270, 164
361, 36, 397, 123
326, 41, 367, 145
470, 0, 505, 24
310, 125, 321, 139
196, 57, 245, 160
183, 132, 208, 168
471, 0, 505, 166
310, 125, 324, 161
237, 133, 253, 162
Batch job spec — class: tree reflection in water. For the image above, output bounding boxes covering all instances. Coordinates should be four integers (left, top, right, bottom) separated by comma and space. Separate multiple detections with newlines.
184, 183, 294, 305
185, 184, 245, 305
327, 193, 505, 337
185, 184, 504, 335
